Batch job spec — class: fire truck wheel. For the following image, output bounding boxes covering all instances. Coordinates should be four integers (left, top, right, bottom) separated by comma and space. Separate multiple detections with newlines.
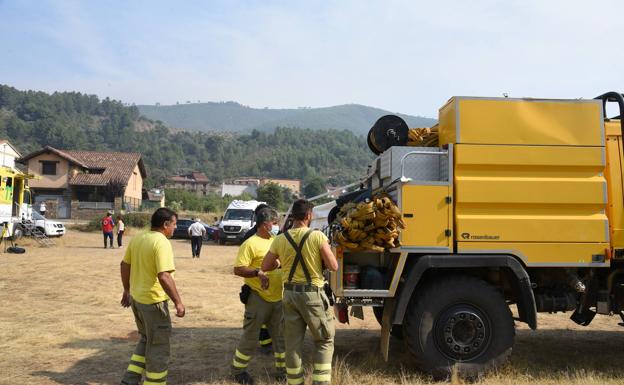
403, 275, 514, 380
373, 306, 403, 339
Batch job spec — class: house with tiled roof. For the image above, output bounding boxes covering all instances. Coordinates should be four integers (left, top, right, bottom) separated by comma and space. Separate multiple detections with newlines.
18, 146, 146, 219
166, 171, 210, 196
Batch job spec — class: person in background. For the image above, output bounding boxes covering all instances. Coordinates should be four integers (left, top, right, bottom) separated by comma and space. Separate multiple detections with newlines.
117, 215, 125, 248
188, 218, 206, 258
231, 208, 285, 385
119, 207, 185, 385
102, 211, 115, 249
39, 201, 47, 217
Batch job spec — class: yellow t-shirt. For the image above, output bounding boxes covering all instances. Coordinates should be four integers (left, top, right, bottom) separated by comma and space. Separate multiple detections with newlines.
234, 234, 283, 302
122, 231, 175, 305
269, 227, 328, 287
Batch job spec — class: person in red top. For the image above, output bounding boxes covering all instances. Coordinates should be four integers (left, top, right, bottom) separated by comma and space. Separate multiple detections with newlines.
102, 211, 116, 248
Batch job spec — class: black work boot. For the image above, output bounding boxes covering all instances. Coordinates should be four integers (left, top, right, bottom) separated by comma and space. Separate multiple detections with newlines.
233, 372, 255, 385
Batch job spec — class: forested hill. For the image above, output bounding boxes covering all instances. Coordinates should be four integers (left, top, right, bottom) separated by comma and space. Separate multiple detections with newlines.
138, 101, 437, 135
0, 84, 374, 186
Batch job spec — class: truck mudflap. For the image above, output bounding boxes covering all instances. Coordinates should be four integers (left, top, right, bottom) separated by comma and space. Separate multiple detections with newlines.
392, 254, 537, 330
380, 297, 397, 361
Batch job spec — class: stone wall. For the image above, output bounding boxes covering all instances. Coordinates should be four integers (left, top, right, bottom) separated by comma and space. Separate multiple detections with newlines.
70, 201, 112, 221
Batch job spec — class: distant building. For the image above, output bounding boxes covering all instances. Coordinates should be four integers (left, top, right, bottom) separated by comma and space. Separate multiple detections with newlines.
0, 140, 21, 169
221, 178, 259, 198
19, 146, 146, 219
260, 178, 301, 196
220, 177, 302, 198
142, 188, 166, 209
166, 171, 210, 196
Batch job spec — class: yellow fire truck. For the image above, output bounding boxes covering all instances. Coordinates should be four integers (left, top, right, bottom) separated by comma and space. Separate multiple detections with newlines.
326, 92, 624, 378
0, 165, 33, 238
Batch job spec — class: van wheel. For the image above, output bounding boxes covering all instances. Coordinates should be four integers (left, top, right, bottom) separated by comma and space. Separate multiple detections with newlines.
403, 275, 514, 380
373, 306, 403, 339
11, 226, 23, 241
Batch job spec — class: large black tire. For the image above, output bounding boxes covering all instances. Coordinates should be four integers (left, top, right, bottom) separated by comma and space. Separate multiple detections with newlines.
403, 275, 514, 379
373, 306, 403, 339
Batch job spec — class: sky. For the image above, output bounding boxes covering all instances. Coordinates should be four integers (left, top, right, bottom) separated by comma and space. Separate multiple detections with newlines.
1, 0, 623, 117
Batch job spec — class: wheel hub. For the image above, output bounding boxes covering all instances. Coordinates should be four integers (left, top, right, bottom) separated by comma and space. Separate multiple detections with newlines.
435, 305, 491, 361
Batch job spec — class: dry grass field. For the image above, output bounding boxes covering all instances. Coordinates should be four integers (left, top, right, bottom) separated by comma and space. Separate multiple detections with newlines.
2, 230, 624, 385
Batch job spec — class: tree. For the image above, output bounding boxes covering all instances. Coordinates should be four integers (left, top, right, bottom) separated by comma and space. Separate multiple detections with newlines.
303, 177, 326, 198
0, 84, 374, 189
257, 182, 284, 210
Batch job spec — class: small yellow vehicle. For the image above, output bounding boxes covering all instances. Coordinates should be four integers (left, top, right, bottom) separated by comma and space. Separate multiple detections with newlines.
325, 92, 624, 378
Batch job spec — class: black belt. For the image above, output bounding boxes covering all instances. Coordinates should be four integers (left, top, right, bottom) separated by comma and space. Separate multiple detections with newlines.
284, 283, 320, 292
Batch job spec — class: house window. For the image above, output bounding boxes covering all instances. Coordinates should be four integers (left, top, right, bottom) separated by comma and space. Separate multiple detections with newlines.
41, 161, 57, 175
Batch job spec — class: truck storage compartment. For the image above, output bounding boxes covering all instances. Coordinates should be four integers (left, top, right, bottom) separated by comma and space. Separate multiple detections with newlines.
438, 96, 604, 146
372, 146, 453, 251
331, 250, 407, 298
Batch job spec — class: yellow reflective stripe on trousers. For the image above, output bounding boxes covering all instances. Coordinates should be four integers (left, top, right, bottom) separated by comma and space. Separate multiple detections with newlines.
260, 338, 272, 344
312, 373, 332, 382
235, 349, 251, 361
232, 359, 248, 368
287, 377, 304, 385
275, 362, 286, 368
314, 363, 332, 371
143, 381, 166, 385
127, 364, 144, 374
286, 367, 303, 375
274, 352, 286, 359
130, 354, 146, 363
145, 370, 168, 379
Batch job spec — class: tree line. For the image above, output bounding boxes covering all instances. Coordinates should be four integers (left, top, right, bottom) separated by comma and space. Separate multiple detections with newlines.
0, 85, 374, 192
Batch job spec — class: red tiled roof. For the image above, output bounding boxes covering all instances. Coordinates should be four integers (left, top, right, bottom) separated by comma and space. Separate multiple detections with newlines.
66, 150, 145, 186
19, 146, 146, 186
191, 171, 209, 182
168, 171, 209, 183
19, 146, 88, 168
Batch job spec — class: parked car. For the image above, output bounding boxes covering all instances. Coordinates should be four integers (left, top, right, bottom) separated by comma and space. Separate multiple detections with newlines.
172, 219, 214, 241
31, 211, 66, 237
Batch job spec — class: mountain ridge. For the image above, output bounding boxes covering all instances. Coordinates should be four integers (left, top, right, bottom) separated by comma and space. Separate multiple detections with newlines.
138, 101, 437, 135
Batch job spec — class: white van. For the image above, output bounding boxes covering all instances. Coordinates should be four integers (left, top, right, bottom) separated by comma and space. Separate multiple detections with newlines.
218, 200, 266, 244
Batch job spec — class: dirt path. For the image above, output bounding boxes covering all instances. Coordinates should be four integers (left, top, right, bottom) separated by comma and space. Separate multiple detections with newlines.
1, 230, 623, 385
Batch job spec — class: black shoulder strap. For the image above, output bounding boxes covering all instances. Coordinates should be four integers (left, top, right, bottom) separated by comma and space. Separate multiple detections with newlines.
284, 229, 314, 284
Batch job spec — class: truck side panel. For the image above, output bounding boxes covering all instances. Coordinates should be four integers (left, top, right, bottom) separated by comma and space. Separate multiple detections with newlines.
605, 120, 624, 248
454, 144, 608, 266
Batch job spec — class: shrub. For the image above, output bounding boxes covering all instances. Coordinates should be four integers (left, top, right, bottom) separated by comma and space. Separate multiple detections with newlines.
121, 212, 151, 228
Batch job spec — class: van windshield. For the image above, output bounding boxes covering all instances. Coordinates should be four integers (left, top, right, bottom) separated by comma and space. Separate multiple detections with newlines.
223, 209, 254, 221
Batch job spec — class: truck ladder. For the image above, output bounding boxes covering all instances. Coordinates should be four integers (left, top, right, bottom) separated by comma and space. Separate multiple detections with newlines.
20, 221, 55, 247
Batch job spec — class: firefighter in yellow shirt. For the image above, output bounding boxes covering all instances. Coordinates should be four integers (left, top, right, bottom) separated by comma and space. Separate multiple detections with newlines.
262, 199, 338, 385
119, 208, 185, 385
231, 207, 285, 385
